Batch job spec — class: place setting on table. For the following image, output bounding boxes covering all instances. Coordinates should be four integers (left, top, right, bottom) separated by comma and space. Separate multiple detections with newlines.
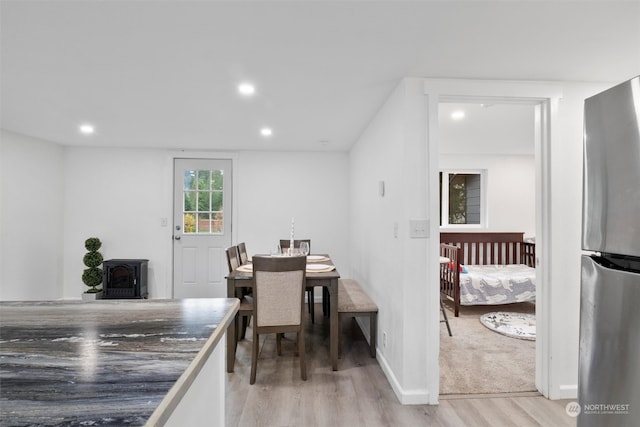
235, 219, 335, 274
305, 255, 334, 272
236, 254, 335, 274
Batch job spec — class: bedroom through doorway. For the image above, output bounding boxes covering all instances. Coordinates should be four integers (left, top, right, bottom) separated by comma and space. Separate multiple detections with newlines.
437, 101, 537, 396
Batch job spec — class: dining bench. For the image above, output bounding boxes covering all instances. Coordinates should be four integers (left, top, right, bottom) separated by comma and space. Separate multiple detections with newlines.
338, 279, 378, 358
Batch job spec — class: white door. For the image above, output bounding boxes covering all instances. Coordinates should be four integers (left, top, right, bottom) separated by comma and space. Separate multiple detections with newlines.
173, 158, 232, 298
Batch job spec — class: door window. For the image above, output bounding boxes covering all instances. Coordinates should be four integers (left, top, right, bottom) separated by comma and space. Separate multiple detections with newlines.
183, 169, 224, 234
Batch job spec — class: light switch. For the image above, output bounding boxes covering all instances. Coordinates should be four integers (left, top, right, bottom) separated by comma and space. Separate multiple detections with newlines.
409, 219, 429, 238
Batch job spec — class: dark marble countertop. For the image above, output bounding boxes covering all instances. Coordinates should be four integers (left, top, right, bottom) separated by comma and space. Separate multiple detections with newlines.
0, 298, 239, 426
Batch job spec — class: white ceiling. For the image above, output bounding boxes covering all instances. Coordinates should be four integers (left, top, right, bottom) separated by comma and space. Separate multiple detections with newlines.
439, 103, 535, 155
1, 1, 639, 152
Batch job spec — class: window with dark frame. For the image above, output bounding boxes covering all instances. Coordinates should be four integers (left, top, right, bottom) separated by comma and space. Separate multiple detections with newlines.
439, 171, 484, 227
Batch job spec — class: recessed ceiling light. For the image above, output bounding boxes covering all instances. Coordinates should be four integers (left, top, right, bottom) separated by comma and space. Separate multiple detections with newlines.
451, 110, 465, 120
78, 124, 95, 135
238, 83, 255, 96
260, 127, 273, 137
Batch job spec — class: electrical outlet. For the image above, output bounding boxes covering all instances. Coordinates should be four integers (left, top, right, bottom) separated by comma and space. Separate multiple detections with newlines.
383, 332, 387, 348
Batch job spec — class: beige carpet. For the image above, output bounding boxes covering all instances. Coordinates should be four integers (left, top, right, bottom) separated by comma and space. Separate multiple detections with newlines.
439, 301, 536, 395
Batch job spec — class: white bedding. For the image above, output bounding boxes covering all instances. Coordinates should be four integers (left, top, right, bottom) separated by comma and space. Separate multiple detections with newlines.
459, 264, 536, 305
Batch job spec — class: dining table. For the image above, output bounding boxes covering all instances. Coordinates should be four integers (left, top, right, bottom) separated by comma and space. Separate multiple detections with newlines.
225, 254, 341, 372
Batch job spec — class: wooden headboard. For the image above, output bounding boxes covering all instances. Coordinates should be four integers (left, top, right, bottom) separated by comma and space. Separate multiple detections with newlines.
440, 232, 534, 266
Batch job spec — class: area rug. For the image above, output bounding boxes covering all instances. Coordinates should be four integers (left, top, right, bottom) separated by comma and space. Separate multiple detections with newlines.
480, 311, 536, 341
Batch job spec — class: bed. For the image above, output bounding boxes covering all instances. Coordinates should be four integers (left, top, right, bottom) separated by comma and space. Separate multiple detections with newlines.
440, 232, 536, 317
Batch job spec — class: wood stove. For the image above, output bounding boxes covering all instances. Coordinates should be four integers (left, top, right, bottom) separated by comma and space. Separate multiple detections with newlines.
102, 259, 148, 299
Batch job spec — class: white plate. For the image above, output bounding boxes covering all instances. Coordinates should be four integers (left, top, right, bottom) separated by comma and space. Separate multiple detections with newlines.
307, 255, 329, 262
306, 264, 334, 271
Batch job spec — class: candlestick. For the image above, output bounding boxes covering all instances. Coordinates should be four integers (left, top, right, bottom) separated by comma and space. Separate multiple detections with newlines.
290, 217, 295, 256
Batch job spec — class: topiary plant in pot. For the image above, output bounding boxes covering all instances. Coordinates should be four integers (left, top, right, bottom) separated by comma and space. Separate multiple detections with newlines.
82, 237, 104, 299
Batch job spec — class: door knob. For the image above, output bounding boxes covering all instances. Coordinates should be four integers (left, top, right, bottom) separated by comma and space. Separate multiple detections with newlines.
174, 235, 181, 240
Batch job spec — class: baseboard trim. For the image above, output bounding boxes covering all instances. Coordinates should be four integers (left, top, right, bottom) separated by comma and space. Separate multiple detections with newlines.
376, 349, 431, 405
553, 384, 578, 400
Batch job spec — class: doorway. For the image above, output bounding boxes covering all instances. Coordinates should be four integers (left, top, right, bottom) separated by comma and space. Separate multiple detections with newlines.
172, 158, 232, 298
437, 101, 537, 395
423, 81, 560, 401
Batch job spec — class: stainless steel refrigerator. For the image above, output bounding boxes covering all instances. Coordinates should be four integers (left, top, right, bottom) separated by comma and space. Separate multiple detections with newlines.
579, 75, 640, 426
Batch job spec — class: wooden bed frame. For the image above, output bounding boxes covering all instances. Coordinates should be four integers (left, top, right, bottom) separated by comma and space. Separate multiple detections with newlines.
439, 232, 536, 317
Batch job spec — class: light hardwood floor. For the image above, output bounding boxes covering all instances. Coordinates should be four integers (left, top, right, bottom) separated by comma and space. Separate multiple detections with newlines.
226, 304, 576, 427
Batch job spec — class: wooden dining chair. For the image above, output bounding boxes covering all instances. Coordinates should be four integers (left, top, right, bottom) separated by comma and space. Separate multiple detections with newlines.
226, 246, 252, 341
226, 245, 241, 272
250, 255, 307, 384
237, 242, 249, 265
278, 239, 316, 323
279, 239, 311, 254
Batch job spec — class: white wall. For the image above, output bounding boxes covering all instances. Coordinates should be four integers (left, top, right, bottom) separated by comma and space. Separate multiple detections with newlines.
439, 153, 536, 236
62, 148, 173, 299
349, 78, 432, 403
0, 130, 65, 300
236, 151, 349, 274
0, 145, 350, 301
